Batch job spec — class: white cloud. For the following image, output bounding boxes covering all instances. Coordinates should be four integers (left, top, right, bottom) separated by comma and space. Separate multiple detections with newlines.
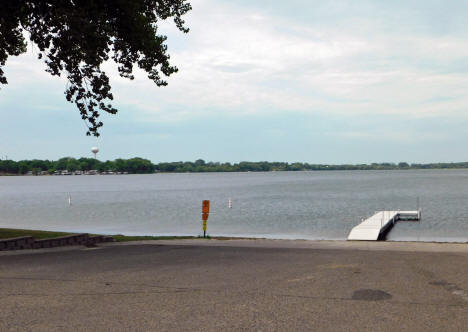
105, 0, 468, 122
4, 0, 468, 123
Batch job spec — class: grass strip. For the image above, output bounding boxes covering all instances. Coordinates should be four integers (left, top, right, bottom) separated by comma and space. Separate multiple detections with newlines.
0, 228, 72, 240
0, 228, 258, 242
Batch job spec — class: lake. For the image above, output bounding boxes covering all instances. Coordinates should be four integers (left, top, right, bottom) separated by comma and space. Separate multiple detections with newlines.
0, 170, 467, 242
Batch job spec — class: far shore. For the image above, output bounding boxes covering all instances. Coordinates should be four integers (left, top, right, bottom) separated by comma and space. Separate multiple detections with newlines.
3, 168, 468, 177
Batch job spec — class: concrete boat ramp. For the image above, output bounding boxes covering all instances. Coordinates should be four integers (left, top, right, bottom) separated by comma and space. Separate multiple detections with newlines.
348, 210, 421, 241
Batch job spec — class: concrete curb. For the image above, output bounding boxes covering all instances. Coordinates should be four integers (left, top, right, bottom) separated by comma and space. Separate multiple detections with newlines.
100, 238, 468, 253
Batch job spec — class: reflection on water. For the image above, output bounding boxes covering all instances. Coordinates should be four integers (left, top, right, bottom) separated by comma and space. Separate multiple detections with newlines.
0, 170, 467, 242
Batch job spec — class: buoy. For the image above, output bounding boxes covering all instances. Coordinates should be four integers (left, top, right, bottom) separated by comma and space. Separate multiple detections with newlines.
68, 194, 72, 206
228, 198, 232, 208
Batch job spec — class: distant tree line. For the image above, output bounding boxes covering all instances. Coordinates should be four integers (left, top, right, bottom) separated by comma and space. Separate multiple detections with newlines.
154, 160, 468, 172
3, 158, 468, 175
0, 157, 154, 175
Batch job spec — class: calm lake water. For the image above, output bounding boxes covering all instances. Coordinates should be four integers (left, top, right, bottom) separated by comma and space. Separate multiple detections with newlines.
1, 170, 468, 242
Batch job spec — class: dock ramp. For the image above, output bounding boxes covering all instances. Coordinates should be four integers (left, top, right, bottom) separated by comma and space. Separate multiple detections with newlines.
348, 210, 420, 241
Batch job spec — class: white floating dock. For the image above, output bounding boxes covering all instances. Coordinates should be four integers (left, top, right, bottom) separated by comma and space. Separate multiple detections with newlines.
348, 210, 421, 241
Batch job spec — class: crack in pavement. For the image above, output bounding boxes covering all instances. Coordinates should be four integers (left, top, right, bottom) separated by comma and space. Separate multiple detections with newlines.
3, 289, 201, 297
0, 276, 208, 292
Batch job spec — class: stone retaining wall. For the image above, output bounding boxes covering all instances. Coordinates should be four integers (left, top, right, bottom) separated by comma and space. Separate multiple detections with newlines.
0, 234, 114, 251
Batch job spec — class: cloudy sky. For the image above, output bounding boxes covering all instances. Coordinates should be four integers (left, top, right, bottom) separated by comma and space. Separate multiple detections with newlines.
1, 0, 468, 163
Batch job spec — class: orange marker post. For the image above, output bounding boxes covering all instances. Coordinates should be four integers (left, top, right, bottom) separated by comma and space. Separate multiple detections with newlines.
202, 200, 210, 238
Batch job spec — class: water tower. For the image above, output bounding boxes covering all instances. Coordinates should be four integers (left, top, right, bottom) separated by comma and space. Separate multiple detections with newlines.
91, 147, 99, 159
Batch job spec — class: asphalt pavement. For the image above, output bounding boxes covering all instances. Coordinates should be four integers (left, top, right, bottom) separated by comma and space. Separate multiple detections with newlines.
1, 239, 468, 331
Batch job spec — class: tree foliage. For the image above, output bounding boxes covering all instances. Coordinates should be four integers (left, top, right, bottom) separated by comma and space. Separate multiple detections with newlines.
0, 0, 191, 135
4, 158, 468, 175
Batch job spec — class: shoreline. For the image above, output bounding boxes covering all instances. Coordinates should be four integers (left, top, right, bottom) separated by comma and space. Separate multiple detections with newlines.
2, 227, 468, 243
4, 168, 468, 177
2, 227, 468, 254
2, 227, 468, 245
103, 238, 468, 253
2, 238, 468, 257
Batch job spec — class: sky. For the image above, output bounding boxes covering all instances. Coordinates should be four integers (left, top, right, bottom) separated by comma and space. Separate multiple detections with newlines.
1, 0, 468, 163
